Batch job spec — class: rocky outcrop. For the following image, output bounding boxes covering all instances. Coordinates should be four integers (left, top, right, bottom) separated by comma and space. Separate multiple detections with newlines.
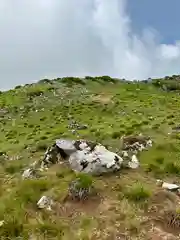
68, 143, 123, 175
41, 139, 124, 175
121, 135, 152, 153
40, 135, 153, 175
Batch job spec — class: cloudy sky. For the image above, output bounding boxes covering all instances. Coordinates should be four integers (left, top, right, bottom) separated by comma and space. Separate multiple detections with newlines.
0, 0, 180, 90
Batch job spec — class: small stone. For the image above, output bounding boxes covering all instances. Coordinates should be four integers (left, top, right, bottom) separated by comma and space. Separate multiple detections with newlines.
37, 196, 53, 210
162, 182, 180, 191
128, 155, 139, 169
0, 220, 4, 227
122, 151, 129, 157
22, 168, 36, 179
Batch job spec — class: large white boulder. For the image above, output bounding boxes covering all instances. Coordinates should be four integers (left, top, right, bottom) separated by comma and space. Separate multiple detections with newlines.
68, 143, 123, 175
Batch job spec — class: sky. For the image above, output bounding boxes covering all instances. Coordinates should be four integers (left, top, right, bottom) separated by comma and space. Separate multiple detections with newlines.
0, 0, 180, 90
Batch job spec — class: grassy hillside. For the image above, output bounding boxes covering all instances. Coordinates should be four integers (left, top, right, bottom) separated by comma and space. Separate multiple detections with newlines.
0, 76, 180, 239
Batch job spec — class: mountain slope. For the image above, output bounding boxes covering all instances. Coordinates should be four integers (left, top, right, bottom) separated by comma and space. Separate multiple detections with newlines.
0, 76, 180, 239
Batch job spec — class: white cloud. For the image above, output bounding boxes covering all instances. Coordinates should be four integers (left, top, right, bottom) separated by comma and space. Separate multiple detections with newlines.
0, 0, 180, 89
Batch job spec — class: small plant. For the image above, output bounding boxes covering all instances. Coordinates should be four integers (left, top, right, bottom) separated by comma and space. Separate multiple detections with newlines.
155, 156, 164, 164
111, 131, 121, 139
35, 142, 48, 151
124, 183, 151, 202
35, 219, 67, 238
39, 135, 48, 140
14, 179, 52, 205
68, 173, 94, 201
162, 209, 180, 229
4, 160, 25, 174
75, 173, 93, 189
164, 162, 180, 175
0, 215, 24, 238
145, 163, 164, 175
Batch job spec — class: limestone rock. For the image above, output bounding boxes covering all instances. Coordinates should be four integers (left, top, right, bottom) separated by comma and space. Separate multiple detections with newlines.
55, 139, 77, 155
41, 144, 62, 168
121, 135, 152, 153
37, 196, 53, 210
22, 168, 36, 179
68, 143, 123, 175
128, 155, 139, 169
156, 180, 180, 191
41, 139, 142, 174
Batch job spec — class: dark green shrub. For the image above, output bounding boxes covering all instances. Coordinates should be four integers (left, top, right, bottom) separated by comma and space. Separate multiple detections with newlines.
35, 142, 48, 151
164, 162, 180, 174
111, 131, 121, 139
38, 79, 52, 84
27, 89, 44, 98
61, 77, 85, 86
14, 85, 22, 89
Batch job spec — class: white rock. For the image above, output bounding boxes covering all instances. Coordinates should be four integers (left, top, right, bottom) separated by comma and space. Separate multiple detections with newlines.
156, 179, 163, 186
0, 220, 4, 227
162, 182, 180, 191
138, 144, 145, 151
156, 179, 180, 191
55, 139, 77, 155
22, 168, 34, 179
128, 155, 139, 169
69, 144, 123, 175
146, 139, 153, 147
30, 160, 38, 168
37, 196, 53, 210
122, 151, 129, 157
79, 141, 88, 150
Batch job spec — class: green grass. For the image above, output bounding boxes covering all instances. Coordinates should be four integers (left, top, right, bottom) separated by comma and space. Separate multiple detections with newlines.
123, 182, 151, 202
75, 173, 93, 189
0, 76, 180, 238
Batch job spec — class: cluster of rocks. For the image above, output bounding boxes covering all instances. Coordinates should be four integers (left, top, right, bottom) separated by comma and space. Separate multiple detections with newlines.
22, 134, 153, 179
68, 120, 88, 131
22, 135, 153, 207
40, 137, 153, 175
121, 135, 152, 154
41, 139, 123, 175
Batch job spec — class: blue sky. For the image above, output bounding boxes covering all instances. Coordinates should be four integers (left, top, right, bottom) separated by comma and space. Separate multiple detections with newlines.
0, 0, 180, 90
128, 0, 180, 44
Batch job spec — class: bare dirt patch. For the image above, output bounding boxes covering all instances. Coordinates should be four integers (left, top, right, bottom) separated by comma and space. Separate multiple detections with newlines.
92, 94, 113, 104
